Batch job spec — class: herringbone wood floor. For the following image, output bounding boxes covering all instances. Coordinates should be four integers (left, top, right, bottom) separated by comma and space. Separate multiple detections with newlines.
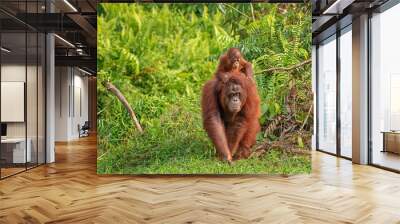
1, 136, 400, 224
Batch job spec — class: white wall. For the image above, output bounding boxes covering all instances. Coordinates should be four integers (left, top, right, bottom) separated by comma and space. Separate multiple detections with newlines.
55, 67, 89, 141
1, 65, 26, 138
1, 65, 42, 137
1, 63, 46, 164
55, 66, 70, 141
71, 72, 89, 138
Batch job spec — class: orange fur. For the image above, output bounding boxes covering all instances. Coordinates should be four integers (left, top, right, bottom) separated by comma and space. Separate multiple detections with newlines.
214, 48, 254, 83
201, 70, 260, 162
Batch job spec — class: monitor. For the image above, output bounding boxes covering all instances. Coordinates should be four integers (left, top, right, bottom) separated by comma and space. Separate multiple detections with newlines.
1, 123, 7, 137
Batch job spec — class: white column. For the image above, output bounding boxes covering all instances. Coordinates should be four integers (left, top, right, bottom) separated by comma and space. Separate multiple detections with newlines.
46, 32, 55, 163
352, 14, 369, 164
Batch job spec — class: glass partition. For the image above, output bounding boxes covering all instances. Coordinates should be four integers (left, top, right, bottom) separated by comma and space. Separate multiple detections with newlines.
339, 25, 352, 158
370, 3, 400, 171
1, 31, 28, 177
0, 1, 46, 179
317, 35, 337, 154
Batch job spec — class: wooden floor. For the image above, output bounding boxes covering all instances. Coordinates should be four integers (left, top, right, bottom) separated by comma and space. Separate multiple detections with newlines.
372, 150, 400, 171
1, 167, 26, 178
1, 136, 400, 223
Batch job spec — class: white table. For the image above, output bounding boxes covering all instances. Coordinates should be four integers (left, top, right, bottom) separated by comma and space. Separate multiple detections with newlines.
1, 138, 31, 163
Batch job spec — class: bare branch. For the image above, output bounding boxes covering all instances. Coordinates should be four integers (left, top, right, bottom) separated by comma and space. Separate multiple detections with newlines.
264, 115, 283, 137
250, 141, 311, 159
102, 81, 144, 134
257, 59, 311, 74
300, 104, 313, 131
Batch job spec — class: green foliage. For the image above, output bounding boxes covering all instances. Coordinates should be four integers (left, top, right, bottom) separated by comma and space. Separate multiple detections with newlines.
97, 3, 312, 174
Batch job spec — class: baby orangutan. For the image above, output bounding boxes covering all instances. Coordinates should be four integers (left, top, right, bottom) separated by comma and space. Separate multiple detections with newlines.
214, 48, 254, 83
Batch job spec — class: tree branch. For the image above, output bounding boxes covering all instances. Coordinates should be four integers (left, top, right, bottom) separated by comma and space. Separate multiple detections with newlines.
102, 81, 144, 134
300, 104, 313, 131
257, 58, 311, 74
222, 3, 251, 19
250, 3, 255, 22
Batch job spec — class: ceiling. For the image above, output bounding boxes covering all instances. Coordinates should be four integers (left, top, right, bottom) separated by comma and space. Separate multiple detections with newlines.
0, 0, 97, 74
312, 0, 390, 43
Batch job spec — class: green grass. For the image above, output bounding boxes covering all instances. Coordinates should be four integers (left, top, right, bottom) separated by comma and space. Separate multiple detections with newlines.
97, 3, 311, 174
97, 97, 310, 174
98, 150, 310, 175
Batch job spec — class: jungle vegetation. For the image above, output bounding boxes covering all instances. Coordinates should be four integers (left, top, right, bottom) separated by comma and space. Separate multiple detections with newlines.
97, 3, 312, 174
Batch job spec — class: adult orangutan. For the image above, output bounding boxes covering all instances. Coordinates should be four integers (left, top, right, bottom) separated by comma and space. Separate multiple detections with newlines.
214, 48, 254, 83
201, 70, 260, 163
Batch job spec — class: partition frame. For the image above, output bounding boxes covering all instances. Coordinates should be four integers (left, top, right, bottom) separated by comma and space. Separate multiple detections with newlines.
0, 1, 48, 180
367, 1, 400, 173
315, 23, 353, 161
315, 0, 400, 173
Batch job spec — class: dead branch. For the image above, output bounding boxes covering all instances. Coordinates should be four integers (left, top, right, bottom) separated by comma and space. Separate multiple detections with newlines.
300, 104, 313, 131
264, 115, 283, 137
249, 142, 271, 158
282, 147, 311, 155
102, 81, 144, 134
250, 140, 311, 159
257, 59, 311, 74
279, 125, 295, 140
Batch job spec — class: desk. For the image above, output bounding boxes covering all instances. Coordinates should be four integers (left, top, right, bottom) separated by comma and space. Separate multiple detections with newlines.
1, 138, 31, 163
382, 131, 400, 154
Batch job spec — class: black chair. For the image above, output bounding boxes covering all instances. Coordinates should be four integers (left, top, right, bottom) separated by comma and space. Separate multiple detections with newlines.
78, 121, 90, 138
